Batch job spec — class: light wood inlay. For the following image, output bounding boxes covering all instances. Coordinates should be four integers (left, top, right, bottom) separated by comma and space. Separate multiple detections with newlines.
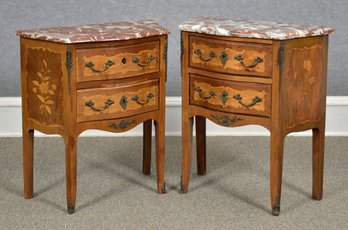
77, 80, 159, 122
77, 41, 159, 82
190, 74, 271, 117
190, 36, 273, 77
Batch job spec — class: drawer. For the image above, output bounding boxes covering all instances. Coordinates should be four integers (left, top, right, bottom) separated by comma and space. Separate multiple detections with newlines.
76, 41, 160, 83
77, 79, 159, 122
190, 74, 271, 117
189, 36, 273, 77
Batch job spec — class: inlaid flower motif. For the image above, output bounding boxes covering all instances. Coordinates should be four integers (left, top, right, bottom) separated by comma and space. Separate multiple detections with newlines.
32, 59, 56, 115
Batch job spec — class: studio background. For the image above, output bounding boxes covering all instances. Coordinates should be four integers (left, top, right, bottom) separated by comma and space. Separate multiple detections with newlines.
1, 0, 346, 96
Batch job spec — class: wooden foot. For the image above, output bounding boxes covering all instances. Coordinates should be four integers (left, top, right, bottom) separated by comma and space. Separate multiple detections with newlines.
143, 120, 152, 175
180, 117, 193, 194
195, 116, 206, 176
155, 120, 166, 194
270, 133, 285, 216
23, 129, 34, 199
64, 135, 77, 214
312, 127, 325, 200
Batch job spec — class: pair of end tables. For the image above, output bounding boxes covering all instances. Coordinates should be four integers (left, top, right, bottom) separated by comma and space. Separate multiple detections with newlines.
17, 17, 334, 215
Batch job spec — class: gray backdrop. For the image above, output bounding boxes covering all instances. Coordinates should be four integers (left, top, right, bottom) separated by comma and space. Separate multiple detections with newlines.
1, 0, 347, 96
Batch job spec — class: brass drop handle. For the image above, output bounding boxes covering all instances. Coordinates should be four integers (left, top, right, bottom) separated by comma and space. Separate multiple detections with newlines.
212, 114, 243, 127
85, 99, 114, 112
233, 94, 262, 108
132, 55, 155, 67
234, 55, 263, 68
194, 86, 216, 99
85, 60, 115, 73
132, 92, 154, 105
194, 49, 216, 62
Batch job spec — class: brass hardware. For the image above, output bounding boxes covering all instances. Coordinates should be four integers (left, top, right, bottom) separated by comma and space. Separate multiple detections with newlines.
278, 43, 284, 69
234, 55, 263, 68
109, 120, 136, 130
160, 181, 167, 194
180, 32, 184, 61
119, 96, 128, 110
67, 203, 75, 214
163, 37, 168, 82
66, 46, 72, 96
121, 58, 127, 64
220, 51, 228, 65
220, 91, 229, 105
132, 55, 155, 67
233, 94, 262, 108
132, 92, 154, 105
85, 60, 115, 72
272, 196, 281, 216
85, 99, 114, 112
194, 86, 215, 99
211, 114, 242, 127
193, 49, 216, 62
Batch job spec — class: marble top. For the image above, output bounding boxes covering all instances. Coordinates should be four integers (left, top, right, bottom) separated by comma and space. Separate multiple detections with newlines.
179, 17, 335, 40
16, 20, 170, 44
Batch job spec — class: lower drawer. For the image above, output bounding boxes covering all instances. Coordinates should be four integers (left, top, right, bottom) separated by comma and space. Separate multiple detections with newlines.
190, 74, 271, 117
77, 79, 159, 122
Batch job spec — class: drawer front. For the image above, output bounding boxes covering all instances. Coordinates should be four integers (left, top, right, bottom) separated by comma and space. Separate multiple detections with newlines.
77, 41, 160, 83
77, 79, 159, 122
189, 36, 273, 77
190, 74, 271, 117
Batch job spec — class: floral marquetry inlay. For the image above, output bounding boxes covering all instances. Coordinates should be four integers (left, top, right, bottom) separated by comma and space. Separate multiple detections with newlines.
32, 59, 57, 115
26, 47, 63, 126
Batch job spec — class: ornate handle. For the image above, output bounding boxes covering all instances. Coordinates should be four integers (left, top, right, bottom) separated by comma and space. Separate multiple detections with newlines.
194, 86, 216, 99
85, 99, 114, 112
132, 92, 154, 105
234, 55, 263, 68
212, 114, 243, 127
194, 49, 216, 62
233, 94, 262, 108
109, 120, 136, 130
132, 55, 155, 67
85, 60, 115, 73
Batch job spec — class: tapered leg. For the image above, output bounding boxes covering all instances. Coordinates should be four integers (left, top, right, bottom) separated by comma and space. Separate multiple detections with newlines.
143, 120, 152, 175
312, 127, 325, 200
154, 120, 166, 194
64, 135, 77, 214
270, 133, 285, 216
180, 117, 193, 194
195, 116, 206, 175
23, 129, 34, 199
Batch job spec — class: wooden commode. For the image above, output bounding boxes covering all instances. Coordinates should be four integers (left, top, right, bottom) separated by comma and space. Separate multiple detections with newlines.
179, 17, 334, 215
17, 20, 169, 214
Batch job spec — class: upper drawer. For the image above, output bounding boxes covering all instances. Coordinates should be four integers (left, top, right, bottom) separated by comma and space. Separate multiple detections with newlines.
190, 74, 271, 117
77, 79, 159, 122
76, 41, 160, 83
189, 36, 273, 77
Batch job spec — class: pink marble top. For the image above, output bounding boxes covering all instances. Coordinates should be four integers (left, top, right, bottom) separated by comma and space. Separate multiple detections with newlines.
16, 20, 170, 44
179, 17, 335, 40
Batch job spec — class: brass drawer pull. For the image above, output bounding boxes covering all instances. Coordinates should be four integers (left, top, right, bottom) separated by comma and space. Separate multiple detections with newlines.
85, 99, 114, 112
233, 94, 262, 108
220, 91, 229, 105
109, 120, 136, 130
132, 55, 155, 67
85, 60, 115, 73
194, 86, 216, 99
132, 92, 154, 105
234, 55, 263, 68
220, 51, 228, 65
194, 49, 216, 62
212, 114, 243, 127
